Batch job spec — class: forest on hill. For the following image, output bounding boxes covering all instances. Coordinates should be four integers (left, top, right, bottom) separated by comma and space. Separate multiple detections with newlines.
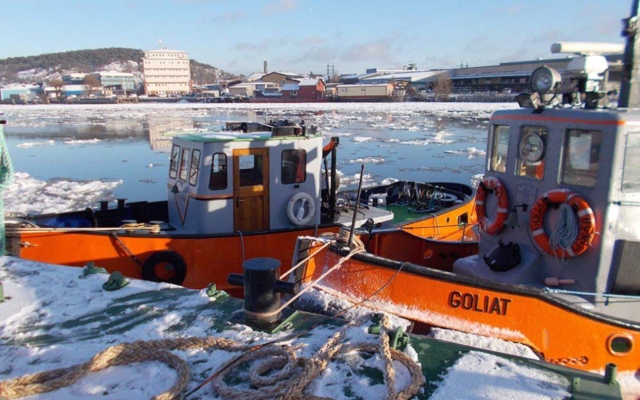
0, 47, 233, 84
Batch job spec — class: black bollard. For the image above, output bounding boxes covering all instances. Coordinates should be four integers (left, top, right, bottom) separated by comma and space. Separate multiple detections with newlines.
227, 257, 298, 327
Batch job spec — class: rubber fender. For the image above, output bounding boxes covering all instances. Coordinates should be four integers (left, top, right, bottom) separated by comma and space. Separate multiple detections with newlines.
142, 250, 187, 285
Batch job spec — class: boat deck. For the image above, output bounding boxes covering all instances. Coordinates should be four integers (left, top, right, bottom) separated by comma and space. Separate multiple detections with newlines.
0, 257, 623, 399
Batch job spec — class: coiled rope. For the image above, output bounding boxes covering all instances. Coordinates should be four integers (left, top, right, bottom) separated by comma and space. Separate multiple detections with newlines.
0, 315, 425, 400
0, 119, 15, 255
548, 203, 578, 263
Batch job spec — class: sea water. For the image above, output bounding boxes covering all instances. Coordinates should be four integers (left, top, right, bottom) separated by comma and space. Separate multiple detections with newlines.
2, 102, 515, 204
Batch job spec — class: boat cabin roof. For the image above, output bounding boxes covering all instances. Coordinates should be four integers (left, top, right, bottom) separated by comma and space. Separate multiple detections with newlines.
174, 130, 321, 144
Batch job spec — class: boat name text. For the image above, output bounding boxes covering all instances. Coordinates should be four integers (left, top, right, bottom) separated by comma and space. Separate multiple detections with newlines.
448, 291, 511, 315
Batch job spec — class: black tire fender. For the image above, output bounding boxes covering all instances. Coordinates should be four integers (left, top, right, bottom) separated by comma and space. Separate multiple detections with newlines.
142, 250, 187, 285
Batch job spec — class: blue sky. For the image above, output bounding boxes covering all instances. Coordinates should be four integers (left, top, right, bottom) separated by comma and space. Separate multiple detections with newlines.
0, 0, 631, 76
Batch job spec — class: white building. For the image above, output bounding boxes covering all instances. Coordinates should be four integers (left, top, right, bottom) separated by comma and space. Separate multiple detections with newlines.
142, 48, 191, 96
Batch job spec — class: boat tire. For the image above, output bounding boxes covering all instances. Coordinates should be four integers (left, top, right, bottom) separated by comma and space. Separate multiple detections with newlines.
287, 192, 316, 226
142, 250, 187, 285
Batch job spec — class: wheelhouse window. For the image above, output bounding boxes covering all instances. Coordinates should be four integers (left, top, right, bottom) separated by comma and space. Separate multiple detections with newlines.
562, 129, 602, 188
188, 149, 201, 186
489, 125, 510, 173
622, 132, 640, 192
169, 144, 180, 179
282, 149, 306, 184
209, 153, 227, 190
239, 154, 264, 187
179, 148, 190, 181
516, 126, 547, 180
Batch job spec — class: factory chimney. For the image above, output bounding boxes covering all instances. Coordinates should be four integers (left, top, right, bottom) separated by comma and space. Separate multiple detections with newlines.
264, 61, 268, 74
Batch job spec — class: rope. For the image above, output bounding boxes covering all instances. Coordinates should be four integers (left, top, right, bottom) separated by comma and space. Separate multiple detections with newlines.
549, 203, 578, 263
279, 240, 331, 280
0, 337, 249, 400
0, 316, 425, 400
544, 287, 640, 300
211, 314, 424, 400
0, 120, 15, 256
237, 230, 246, 262
248, 244, 366, 321
6, 222, 162, 234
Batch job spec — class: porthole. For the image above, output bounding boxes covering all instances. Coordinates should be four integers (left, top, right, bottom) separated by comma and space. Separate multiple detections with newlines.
607, 333, 633, 356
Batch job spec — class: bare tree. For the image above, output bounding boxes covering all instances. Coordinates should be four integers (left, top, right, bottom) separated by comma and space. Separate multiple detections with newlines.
83, 74, 101, 97
433, 74, 453, 100
49, 79, 65, 100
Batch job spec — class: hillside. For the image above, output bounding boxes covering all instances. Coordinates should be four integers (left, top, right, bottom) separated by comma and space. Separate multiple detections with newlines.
0, 47, 234, 86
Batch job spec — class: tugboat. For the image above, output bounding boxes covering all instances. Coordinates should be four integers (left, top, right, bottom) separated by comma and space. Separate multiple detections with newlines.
5, 119, 477, 294
293, 2, 640, 380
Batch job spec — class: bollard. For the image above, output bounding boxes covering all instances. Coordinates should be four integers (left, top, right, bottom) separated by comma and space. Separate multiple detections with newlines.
227, 257, 298, 327
604, 363, 617, 385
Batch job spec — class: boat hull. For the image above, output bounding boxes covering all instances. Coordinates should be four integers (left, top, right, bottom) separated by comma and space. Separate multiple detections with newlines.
296, 241, 640, 374
10, 226, 339, 295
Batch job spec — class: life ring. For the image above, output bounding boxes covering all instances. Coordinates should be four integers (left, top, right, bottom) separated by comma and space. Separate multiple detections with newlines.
529, 189, 595, 257
142, 250, 187, 285
475, 176, 509, 235
287, 192, 316, 226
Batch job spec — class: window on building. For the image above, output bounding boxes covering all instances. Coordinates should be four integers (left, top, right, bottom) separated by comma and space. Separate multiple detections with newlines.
209, 153, 227, 190
179, 148, 190, 180
516, 126, 547, 179
189, 149, 201, 186
282, 149, 306, 184
489, 125, 510, 173
623, 133, 640, 192
169, 144, 180, 178
562, 129, 602, 188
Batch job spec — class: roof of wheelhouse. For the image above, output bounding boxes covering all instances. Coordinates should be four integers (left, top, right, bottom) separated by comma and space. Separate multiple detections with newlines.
173, 131, 321, 143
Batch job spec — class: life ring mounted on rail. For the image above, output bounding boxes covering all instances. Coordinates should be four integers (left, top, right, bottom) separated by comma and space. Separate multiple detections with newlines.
142, 250, 187, 285
475, 176, 509, 235
529, 189, 596, 258
286, 192, 316, 226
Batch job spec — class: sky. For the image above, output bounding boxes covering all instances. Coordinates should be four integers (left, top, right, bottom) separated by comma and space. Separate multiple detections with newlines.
0, 0, 632, 77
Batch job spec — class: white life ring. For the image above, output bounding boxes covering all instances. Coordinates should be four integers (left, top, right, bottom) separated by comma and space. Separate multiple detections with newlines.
287, 192, 316, 226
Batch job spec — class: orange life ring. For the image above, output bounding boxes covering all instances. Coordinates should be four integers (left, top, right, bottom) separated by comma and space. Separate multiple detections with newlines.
529, 189, 595, 257
475, 176, 509, 235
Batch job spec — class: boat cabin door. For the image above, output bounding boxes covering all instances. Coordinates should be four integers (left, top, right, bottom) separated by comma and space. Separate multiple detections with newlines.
233, 148, 270, 231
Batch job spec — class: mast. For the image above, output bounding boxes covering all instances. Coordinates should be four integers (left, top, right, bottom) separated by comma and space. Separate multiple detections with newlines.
619, 0, 640, 107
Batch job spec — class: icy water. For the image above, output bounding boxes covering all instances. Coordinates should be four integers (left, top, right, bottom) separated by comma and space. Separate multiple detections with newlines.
1, 102, 515, 204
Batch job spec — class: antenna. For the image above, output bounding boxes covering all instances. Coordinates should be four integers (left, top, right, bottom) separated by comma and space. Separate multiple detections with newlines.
619, 0, 640, 108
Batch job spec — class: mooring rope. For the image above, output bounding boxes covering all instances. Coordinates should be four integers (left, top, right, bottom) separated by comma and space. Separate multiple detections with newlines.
246, 244, 366, 321
0, 315, 425, 400
0, 337, 248, 400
